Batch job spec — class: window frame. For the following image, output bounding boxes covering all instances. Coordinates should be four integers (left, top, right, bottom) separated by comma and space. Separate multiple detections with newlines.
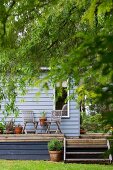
53, 84, 70, 118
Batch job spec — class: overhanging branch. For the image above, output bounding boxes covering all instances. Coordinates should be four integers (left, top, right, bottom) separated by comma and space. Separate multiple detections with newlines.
2, 0, 16, 39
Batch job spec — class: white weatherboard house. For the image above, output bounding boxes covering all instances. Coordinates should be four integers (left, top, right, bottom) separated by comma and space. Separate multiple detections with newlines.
0, 69, 80, 137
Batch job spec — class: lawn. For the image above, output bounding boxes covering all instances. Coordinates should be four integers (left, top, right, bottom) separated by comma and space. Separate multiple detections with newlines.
0, 160, 112, 170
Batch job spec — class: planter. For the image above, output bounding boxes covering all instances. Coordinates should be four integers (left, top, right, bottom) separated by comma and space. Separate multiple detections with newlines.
6, 130, 14, 134
0, 129, 3, 134
80, 129, 86, 134
14, 127, 23, 134
49, 150, 63, 162
39, 118, 47, 126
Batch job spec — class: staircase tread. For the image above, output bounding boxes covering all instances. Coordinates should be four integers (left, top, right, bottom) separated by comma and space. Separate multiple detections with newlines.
64, 138, 110, 163
66, 139, 107, 141
66, 145, 108, 148
66, 152, 105, 154
65, 158, 110, 161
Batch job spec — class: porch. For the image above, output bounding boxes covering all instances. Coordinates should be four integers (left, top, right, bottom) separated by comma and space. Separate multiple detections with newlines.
0, 133, 112, 163
0, 134, 64, 160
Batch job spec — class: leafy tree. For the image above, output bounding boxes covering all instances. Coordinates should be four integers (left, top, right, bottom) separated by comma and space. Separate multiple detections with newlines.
81, 113, 104, 133
0, 0, 113, 124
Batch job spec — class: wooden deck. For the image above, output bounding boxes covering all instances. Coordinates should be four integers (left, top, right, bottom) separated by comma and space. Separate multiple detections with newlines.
0, 133, 111, 162
0, 134, 64, 160
0, 134, 64, 142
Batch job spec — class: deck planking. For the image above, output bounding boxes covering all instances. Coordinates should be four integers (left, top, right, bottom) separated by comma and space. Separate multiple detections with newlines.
0, 134, 64, 142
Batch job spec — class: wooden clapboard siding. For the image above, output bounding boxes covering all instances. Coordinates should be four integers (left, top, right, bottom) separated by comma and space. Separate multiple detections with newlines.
60, 88, 80, 136
0, 75, 80, 136
2, 101, 53, 106
0, 84, 53, 117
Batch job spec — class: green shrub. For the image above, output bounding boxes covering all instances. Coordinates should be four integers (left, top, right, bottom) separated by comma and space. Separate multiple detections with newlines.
0, 122, 5, 132
48, 138, 63, 151
82, 113, 105, 133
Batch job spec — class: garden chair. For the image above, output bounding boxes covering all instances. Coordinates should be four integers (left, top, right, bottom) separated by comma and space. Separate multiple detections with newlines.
22, 110, 38, 134
62, 103, 67, 116
46, 110, 62, 134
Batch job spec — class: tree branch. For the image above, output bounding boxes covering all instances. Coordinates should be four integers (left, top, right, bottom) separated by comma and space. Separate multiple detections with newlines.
2, 0, 16, 38
94, 1, 102, 29
47, 5, 76, 50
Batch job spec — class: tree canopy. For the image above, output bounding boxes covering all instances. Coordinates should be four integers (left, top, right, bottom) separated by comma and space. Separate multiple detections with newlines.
0, 0, 113, 122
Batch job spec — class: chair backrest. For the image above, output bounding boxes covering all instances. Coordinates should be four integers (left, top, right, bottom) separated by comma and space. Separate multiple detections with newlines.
62, 104, 67, 116
22, 110, 35, 123
51, 110, 62, 123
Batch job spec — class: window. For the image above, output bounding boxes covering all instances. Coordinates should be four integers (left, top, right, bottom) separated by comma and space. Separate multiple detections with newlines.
54, 81, 69, 117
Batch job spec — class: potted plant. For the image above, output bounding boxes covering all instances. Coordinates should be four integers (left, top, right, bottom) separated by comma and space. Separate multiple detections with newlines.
5, 119, 15, 134
14, 124, 23, 134
0, 122, 5, 134
39, 111, 47, 126
48, 138, 63, 162
80, 126, 86, 134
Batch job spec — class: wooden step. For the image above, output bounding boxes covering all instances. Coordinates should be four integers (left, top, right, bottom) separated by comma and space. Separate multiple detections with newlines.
64, 138, 110, 164
66, 144, 108, 148
80, 133, 111, 139
66, 152, 105, 154
66, 139, 107, 144
65, 158, 110, 163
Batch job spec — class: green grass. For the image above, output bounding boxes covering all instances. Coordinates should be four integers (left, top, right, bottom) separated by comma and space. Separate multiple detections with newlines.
0, 160, 112, 170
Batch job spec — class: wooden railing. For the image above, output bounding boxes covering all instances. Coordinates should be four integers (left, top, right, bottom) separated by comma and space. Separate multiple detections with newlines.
64, 137, 66, 161
107, 139, 112, 163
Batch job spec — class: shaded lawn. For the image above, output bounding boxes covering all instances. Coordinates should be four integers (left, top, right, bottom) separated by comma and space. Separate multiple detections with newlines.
0, 160, 112, 170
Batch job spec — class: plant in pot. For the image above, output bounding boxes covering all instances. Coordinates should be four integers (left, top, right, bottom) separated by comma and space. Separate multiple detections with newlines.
48, 138, 63, 162
39, 111, 47, 126
80, 126, 86, 134
5, 120, 15, 134
0, 122, 5, 134
14, 124, 23, 134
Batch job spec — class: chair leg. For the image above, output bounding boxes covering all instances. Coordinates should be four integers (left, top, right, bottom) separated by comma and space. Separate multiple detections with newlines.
33, 122, 38, 134
23, 122, 27, 134
46, 123, 51, 133
56, 122, 62, 133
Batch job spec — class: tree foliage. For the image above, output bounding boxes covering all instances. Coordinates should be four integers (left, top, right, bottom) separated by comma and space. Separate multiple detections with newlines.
0, 0, 113, 122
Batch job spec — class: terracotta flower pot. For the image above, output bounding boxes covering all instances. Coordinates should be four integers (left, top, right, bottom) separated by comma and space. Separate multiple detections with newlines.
0, 129, 3, 134
14, 127, 23, 134
6, 129, 14, 134
39, 118, 47, 126
80, 129, 86, 134
49, 151, 63, 162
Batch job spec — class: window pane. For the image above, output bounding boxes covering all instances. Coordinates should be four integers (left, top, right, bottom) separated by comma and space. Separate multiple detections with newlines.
55, 87, 68, 116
